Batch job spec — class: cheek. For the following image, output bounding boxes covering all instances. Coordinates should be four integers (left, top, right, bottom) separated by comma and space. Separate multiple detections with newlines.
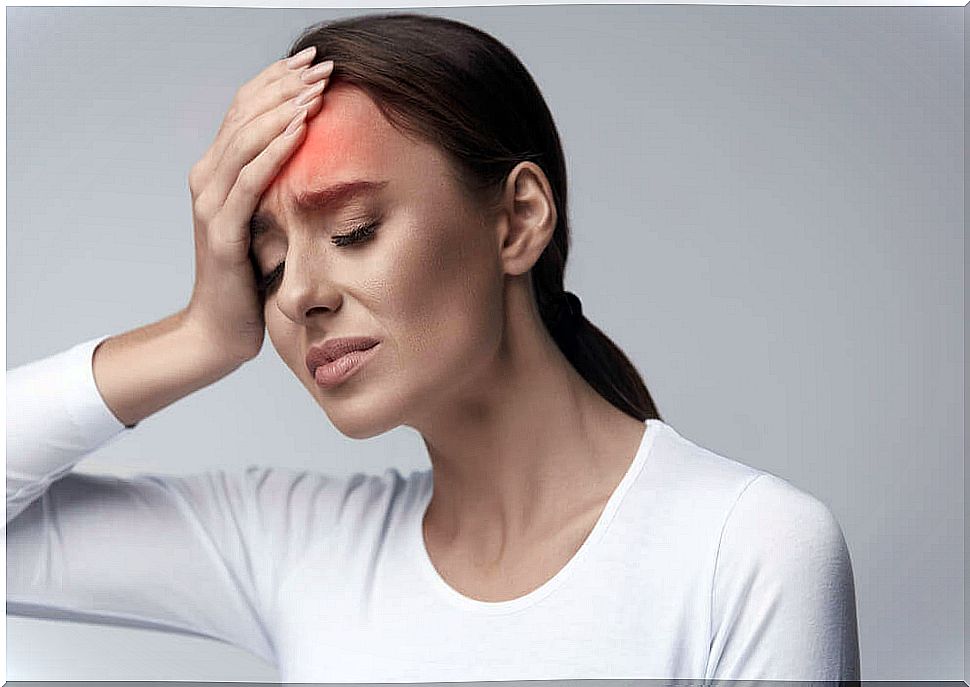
384, 209, 500, 375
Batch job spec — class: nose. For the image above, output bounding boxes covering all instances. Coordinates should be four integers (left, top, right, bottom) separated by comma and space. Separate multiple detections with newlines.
273, 245, 341, 325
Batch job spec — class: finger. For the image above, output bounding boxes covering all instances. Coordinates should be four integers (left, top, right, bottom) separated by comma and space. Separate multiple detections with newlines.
200, 77, 328, 217
231, 48, 317, 126
213, 108, 313, 257
241, 53, 334, 121
198, 51, 327, 183
217, 59, 332, 150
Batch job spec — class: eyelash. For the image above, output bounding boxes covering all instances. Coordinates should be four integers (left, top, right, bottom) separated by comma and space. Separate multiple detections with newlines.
257, 220, 380, 293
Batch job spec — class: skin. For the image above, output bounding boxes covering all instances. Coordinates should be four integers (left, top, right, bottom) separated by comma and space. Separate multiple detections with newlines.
253, 82, 648, 601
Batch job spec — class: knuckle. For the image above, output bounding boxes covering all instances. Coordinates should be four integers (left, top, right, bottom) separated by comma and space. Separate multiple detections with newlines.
206, 220, 229, 254
232, 125, 258, 158
225, 102, 245, 125
193, 192, 215, 220
233, 81, 252, 103
279, 75, 295, 100
236, 165, 258, 195
280, 102, 300, 128
188, 163, 205, 194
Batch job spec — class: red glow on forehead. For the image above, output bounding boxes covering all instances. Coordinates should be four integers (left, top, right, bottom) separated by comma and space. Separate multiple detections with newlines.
267, 84, 395, 201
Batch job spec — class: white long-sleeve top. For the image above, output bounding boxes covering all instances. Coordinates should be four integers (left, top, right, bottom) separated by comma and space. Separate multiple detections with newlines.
6, 335, 861, 682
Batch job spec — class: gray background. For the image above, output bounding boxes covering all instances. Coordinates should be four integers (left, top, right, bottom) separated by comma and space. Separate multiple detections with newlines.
5, 4, 964, 682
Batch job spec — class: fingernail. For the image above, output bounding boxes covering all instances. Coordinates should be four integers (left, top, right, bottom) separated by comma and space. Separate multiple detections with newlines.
287, 46, 316, 69
301, 60, 334, 83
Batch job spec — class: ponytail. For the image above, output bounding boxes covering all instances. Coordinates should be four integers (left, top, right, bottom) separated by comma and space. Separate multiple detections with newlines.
539, 289, 662, 423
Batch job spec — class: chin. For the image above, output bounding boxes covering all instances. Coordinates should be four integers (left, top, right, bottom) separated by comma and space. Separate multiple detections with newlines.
321, 400, 402, 441
334, 420, 390, 441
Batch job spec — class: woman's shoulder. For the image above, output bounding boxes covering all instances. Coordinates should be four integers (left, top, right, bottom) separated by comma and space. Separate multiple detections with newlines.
640, 421, 847, 549
717, 470, 850, 570
644, 420, 762, 486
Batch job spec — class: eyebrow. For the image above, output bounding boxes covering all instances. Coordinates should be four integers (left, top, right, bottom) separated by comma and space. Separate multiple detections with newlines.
249, 179, 389, 245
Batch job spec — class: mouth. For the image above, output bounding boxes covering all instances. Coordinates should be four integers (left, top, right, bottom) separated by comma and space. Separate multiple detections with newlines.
306, 336, 382, 377
311, 341, 381, 389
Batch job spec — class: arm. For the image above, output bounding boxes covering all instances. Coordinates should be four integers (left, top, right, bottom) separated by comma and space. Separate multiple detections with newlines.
5, 330, 297, 667
6, 49, 337, 668
704, 473, 861, 681
91, 308, 241, 429
7, 312, 238, 524
7, 333, 133, 524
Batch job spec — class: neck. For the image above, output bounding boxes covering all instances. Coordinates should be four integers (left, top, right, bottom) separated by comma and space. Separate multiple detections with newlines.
408, 291, 646, 557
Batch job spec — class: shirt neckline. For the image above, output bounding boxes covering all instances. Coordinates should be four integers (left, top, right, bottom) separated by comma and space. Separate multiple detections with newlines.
410, 418, 662, 615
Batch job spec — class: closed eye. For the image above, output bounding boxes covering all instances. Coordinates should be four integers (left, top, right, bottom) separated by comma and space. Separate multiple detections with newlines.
331, 220, 380, 247
257, 220, 381, 294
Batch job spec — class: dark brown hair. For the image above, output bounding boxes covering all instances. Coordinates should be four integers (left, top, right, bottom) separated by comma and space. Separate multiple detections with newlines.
284, 12, 662, 422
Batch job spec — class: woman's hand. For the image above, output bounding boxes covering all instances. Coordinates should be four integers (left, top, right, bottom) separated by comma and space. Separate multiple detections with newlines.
183, 47, 334, 366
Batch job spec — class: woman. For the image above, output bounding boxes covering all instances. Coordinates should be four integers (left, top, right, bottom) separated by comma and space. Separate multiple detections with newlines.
6, 12, 860, 682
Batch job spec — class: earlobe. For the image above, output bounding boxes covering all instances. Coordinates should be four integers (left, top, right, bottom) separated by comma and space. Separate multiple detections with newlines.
498, 162, 557, 277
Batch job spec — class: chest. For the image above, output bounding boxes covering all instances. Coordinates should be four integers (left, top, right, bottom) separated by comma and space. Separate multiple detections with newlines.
269, 534, 715, 683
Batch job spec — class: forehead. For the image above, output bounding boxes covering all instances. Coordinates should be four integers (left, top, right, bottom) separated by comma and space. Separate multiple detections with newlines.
257, 83, 413, 217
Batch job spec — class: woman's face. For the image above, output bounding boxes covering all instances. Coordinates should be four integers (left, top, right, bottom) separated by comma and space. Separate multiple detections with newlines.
253, 82, 505, 439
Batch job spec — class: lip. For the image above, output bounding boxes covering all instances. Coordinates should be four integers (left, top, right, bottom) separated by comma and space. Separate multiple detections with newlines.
312, 342, 381, 388
306, 336, 381, 383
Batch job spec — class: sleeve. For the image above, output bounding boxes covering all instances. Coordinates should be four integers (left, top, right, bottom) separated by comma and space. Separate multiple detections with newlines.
704, 473, 861, 681
5, 335, 304, 668
7, 334, 135, 523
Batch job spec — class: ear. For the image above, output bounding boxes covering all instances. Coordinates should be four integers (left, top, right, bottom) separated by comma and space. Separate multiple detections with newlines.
495, 161, 558, 277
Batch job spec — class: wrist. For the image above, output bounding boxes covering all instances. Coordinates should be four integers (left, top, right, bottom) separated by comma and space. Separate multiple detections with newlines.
177, 308, 252, 374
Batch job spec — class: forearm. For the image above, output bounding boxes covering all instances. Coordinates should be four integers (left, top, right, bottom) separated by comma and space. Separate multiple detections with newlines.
92, 309, 243, 428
